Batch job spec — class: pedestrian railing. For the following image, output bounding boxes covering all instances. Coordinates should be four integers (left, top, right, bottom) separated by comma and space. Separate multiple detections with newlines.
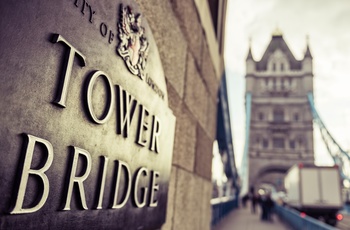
211, 196, 238, 226
274, 204, 337, 230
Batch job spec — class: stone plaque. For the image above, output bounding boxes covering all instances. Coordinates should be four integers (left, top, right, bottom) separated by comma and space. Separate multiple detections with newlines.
0, 1, 176, 229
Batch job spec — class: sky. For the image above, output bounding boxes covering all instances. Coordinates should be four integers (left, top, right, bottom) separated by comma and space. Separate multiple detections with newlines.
224, 0, 350, 171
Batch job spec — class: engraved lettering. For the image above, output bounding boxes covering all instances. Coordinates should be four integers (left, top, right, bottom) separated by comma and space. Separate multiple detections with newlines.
51, 34, 86, 107
150, 115, 161, 153
100, 23, 107, 37
116, 85, 137, 137
149, 171, 159, 207
112, 160, 131, 209
74, 0, 79, 7
96, 156, 109, 210
11, 134, 53, 214
87, 3, 96, 23
109, 30, 114, 44
133, 167, 148, 208
86, 70, 115, 124
136, 104, 150, 147
81, 0, 87, 15
63, 147, 92, 210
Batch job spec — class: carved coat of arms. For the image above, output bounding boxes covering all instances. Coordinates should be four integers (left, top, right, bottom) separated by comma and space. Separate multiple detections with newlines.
117, 5, 149, 80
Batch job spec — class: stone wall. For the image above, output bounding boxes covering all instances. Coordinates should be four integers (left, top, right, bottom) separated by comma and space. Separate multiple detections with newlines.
136, 1, 224, 229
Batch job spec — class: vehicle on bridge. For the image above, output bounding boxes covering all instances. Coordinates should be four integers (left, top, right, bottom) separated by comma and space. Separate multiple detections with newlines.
284, 163, 343, 226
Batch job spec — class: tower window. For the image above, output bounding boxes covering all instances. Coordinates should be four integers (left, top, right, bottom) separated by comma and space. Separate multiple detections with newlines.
281, 63, 284, 71
290, 140, 295, 149
273, 109, 284, 122
273, 138, 285, 149
263, 139, 268, 148
273, 63, 276, 71
258, 112, 264, 121
294, 113, 299, 121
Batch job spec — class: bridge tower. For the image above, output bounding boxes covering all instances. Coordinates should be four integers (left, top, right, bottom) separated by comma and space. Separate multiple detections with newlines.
245, 30, 314, 191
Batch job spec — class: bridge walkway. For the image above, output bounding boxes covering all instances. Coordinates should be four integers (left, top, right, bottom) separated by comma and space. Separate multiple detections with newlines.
212, 203, 291, 230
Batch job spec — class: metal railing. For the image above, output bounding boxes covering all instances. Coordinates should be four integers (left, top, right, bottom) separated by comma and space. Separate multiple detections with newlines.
211, 196, 238, 226
274, 204, 337, 230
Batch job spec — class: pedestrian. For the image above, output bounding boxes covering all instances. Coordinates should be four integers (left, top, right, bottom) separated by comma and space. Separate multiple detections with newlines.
266, 194, 274, 221
251, 193, 258, 214
242, 194, 249, 208
260, 195, 268, 221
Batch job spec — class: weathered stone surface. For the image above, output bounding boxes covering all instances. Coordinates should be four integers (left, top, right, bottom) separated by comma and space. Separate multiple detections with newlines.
201, 41, 220, 99
184, 52, 208, 128
137, 0, 187, 99
171, 0, 203, 66
200, 180, 213, 230
206, 97, 218, 141
195, 125, 213, 180
167, 81, 183, 117
173, 169, 202, 230
172, 105, 196, 172
161, 166, 177, 230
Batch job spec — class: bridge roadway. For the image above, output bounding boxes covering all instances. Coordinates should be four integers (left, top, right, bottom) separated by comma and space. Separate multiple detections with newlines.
212, 204, 291, 230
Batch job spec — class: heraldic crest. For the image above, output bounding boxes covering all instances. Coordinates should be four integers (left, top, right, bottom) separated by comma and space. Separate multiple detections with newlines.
117, 5, 149, 80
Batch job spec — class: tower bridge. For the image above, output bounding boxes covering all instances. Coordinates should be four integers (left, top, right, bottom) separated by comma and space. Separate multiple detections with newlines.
213, 31, 350, 230
239, 31, 350, 195
243, 31, 315, 192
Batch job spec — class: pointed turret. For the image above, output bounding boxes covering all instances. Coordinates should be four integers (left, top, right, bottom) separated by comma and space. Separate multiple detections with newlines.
245, 38, 255, 93
272, 27, 283, 37
246, 46, 253, 61
302, 35, 313, 74
246, 38, 254, 61
302, 35, 313, 93
246, 39, 255, 75
304, 36, 313, 59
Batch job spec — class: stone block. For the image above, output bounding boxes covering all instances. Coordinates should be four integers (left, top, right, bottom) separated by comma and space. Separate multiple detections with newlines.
172, 104, 196, 172
161, 166, 177, 230
137, 0, 187, 99
206, 97, 218, 140
167, 82, 182, 117
173, 169, 203, 230
195, 125, 213, 180
171, 0, 203, 66
184, 52, 208, 128
201, 41, 220, 99
199, 180, 213, 230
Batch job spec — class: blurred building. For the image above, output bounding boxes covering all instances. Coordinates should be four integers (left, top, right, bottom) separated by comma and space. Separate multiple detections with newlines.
245, 30, 314, 191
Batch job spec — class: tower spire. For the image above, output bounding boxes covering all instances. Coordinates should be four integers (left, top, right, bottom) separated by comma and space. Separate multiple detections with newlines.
246, 37, 254, 61
304, 35, 313, 59
272, 26, 283, 37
